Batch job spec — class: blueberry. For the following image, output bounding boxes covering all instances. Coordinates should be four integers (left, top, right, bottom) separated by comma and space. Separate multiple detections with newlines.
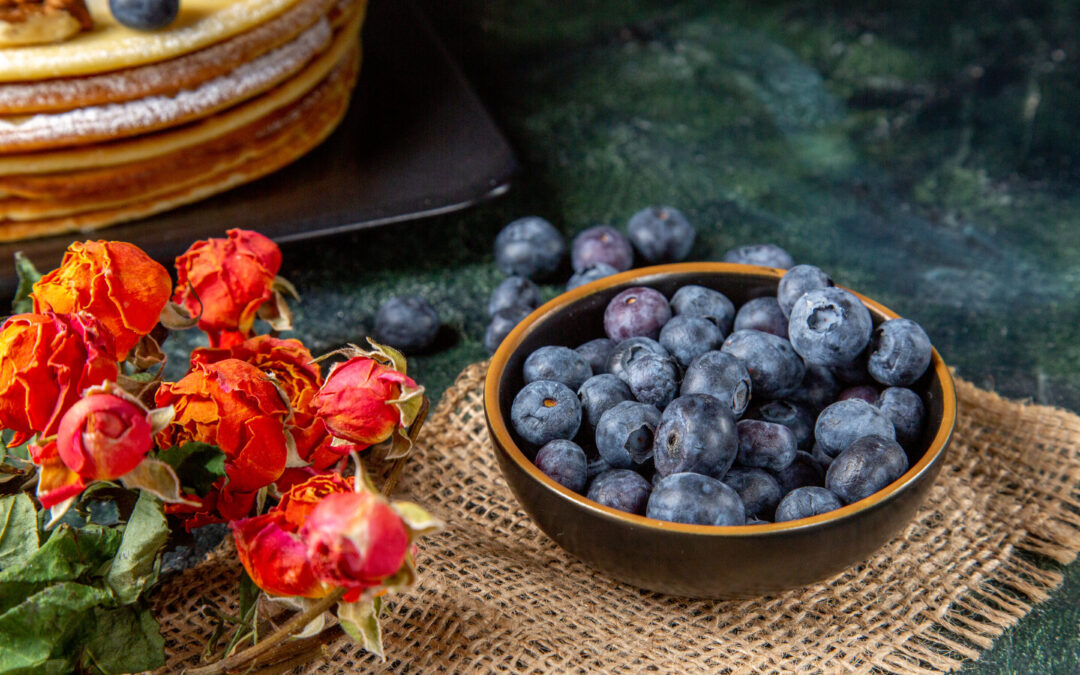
777, 265, 833, 317
867, 318, 933, 387
109, 0, 179, 30
751, 399, 815, 449
774, 486, 843, 522
575, 338, 616, 375
510, 380, 582, 447
832, 350, 870, 384
373, 296, 440, 354
488, 276, 541, 317
787, 363, 841, 412
680, 351, 752, 418
838, 384, 880, 404
647, 473, 745, 526
587, 469, 652, 515
722, 468, 782, 520
484, 305, 531, 354
587, 457, 613, 480
735, 419, 797, 472
654, 394, 738, 478
626, 206, 695, 263
623, 353, 680, 409
571, 226, 634, 272
720, 329, 805, 399
523, 345, 593, 391
825, 434, 909, 504
669, 285, 736, 335
567, 263, 619, 291
788, 287, 873, 367
534, 440, 588, 493
494, 216, 566, 280
810, 442, 834, 470
595, 400, 662, 468
603, 286, 672, 341
577, 374, 634, 430
721, 244, 794, 270
607, 337, 670, 382
876, 387, 925, 446
733, 297, 788, 338
814, 399, 895, 459
770, 451, 825, 493
659, 315, 724, 368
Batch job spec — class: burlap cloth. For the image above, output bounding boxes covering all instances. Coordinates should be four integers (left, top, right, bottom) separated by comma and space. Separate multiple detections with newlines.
153, 362, 1080, 674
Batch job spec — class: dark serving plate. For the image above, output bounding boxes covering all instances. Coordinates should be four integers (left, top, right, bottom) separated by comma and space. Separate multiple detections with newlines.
0, 0, 518, 296
484, 263, 956, 598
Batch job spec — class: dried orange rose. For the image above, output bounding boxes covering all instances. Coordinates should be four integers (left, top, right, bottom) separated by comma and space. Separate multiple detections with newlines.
173, 229, 283, 347
0, 312, 118, 446
191, 335, 339, 471
32, 241, 172, 360
155, 358, 291, 525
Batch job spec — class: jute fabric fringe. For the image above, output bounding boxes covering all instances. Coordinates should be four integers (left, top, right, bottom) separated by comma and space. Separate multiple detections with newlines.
153, 362, 1080, 674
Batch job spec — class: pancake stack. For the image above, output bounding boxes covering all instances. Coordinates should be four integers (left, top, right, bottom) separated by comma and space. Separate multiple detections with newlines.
0, 0, 367, 242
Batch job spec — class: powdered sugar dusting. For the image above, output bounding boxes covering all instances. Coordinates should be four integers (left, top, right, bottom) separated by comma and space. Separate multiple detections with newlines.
0, 18, 331, 151
0, 0, 302, 80
0, 0, 336, 114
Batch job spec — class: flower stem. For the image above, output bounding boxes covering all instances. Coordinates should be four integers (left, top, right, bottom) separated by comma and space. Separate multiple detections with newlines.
381, 396, 429, 497
184, 588, 346, 675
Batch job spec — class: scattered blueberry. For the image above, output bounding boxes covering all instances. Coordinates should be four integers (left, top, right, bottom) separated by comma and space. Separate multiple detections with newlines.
510, 380, 582, 447
577, 374, 634, 430
373, 296, 440, 354
535, 440, 588, 493
647, 473, 746, 526
770, 450, 825, 493
109, 0, 179, 30
838, 384, 880, 404
751, 399, 815, 449
814, 398, 896, 459
733, 297, 788, 338
623, 353, 680, 409
488, 276, 541, 317
825, 435, 909, 504
721, 244, 794, 269
626, 206, 695, 263
777, 265, 833, 317
523, 345, 593, 391
494, 216, 566, 280
774, 486, 843, 522
680, 351, 752, 418
722, 468, 782, 520
659, 315, 724, 368
654, 394, 738, 478
575, 338, 616, 375
735, 419, 797, 472
603, 286, 672, 341
876, 387, 925, 446
588, 469, 652, 515
867, 318, 933, 387
484, 305, 531, 354
669, 285, 736, 335
788, 287, 873, 367
595, 400, 662, 468
720, 329, 805, 399
567, 263, 620, 291
607, 337, 670, 382
571, 226, 634, 272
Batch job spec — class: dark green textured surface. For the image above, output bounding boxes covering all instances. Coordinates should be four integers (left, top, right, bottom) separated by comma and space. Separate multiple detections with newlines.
175, 0, 1080, 670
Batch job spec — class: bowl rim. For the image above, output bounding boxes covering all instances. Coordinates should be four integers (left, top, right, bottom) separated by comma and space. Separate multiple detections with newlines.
484, 261, 957, 536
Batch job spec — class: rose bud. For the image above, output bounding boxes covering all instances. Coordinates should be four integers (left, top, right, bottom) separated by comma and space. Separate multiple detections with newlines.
32, 240, 172, 360
313, 356, 421, 451
232, 511, 334, 599
303, 491, 410, 593
56, 394, 153, 481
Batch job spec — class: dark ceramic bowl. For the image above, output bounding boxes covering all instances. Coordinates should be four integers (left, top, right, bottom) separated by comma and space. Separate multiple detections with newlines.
484, 262, 956, 598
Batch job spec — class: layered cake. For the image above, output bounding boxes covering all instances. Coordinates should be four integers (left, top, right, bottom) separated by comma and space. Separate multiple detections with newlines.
0, 0, 366, 241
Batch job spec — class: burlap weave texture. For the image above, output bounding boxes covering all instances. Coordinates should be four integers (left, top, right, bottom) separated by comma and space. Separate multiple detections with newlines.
153, 362, 1080, 674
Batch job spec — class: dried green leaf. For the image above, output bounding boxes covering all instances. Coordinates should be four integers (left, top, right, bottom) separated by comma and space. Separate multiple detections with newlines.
10, 252, 41, 315
155, 443, 226, 496
0, 581, 112, 675
120, 459, 199, 507
105, 492, 168, 605
0, 494, 37, 571
338, 596, 384, 660
78, 604, 165, 675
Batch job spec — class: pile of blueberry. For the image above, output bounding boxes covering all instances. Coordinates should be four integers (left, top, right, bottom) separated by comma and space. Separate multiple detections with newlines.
507, 257, 934, 526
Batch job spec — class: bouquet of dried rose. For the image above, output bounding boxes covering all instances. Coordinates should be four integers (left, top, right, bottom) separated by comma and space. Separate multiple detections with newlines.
0, 230, 439, 674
